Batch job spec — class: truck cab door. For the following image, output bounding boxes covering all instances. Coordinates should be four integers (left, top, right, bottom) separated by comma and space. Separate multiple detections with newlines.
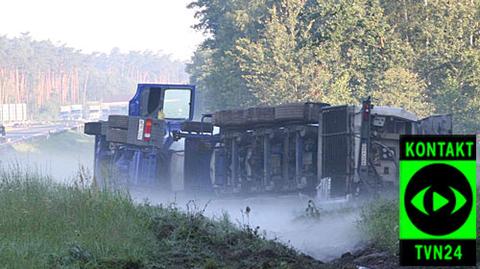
129, 84, 195, 121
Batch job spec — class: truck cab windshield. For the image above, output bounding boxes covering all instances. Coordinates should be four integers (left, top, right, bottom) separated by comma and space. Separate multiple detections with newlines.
163, 89, 191, 119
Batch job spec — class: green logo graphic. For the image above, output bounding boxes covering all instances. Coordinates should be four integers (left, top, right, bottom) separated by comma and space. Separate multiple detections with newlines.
411, 186, 430, 215
450, 187, 467, 214
410, 185, 468, 216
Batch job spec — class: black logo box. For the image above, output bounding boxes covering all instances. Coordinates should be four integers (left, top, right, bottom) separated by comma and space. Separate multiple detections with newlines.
400, 135, 476, 161
400, 240, 476, 266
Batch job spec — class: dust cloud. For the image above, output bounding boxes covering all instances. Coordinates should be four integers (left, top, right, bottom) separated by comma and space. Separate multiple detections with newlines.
204, 197, 363, 261
133, 189, 365, 262
0, 130, 94, 182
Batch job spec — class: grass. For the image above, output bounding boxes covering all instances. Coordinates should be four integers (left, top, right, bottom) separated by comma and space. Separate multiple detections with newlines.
0, 166, 156, 268
146, 204, 328, 269
357, 199, 398, 254
0, 166, 328, 269
12, 130, 93, 155
357, 195, 480, 258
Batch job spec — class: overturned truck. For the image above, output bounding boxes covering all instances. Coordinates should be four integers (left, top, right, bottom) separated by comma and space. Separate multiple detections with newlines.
84, 84, 452, 199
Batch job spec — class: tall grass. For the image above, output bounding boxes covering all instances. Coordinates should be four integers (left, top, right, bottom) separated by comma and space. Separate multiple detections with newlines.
0, 165, 328, 269
357, 199, 398, 254
358, 196, 480, 257
0, 166, 157, 268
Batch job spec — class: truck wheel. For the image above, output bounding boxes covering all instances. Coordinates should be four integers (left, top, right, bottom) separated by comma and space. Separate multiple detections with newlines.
106, 128, 128, 143
108, 115, 129, 129
245, 107, 275, 124
274, 103, 306, 122
275, 103, 329, 123
181, 121, 214, 133
84, 122, 102, 135
213, 109, 246, 127
212, 110, 229, 126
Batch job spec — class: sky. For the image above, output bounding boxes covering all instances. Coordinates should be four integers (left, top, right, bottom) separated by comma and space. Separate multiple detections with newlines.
0, 0, 205, 61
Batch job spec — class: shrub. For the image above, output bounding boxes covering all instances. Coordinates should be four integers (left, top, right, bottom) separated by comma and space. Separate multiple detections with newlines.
357, 199, 398, 253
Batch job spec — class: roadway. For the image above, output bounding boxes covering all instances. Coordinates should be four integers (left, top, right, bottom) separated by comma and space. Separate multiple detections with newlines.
0, 122, 82, 145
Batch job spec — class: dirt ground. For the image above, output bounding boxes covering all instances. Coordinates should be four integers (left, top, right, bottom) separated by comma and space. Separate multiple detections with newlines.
131, 188, 388, 266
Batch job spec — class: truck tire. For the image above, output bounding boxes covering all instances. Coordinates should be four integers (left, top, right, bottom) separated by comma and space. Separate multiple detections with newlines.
275, 103, 307, 122
275, 102, 329, 123
245, 107, 275, 124
181, 121, 214, 133
108, 115, 129, 129
212, 110, 226, 126
84, 122, 102, 135
106, 128, 128, 143
213, 109, 246, 127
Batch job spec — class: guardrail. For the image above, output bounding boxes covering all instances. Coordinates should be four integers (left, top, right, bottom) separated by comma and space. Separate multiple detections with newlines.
0, 122, 83, 148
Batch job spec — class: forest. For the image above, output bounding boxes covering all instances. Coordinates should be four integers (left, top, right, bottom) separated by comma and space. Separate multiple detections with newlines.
0, 33, 187, 118
187, 0, 480, 132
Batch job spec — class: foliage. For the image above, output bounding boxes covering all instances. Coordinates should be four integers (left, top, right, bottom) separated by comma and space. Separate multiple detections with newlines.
0, 167, 156, 269
147, 202, 329, 269
0, 33, 187, 120
0, 166, 330, 269
374, 67, 432, 117
188, 0, 480, 132
358, 194, 480, 259
234, 1, 331, 105
357, 199, 398, 254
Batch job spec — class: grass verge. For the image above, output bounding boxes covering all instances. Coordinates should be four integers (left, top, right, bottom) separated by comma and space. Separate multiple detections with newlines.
357, 195, 480, 258
0, 167, 328, 269
0, 167, 155, 269
357, 199, 398, 254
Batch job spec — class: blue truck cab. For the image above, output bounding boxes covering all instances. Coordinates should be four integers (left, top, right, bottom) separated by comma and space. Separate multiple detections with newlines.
85, 84, 218, 193
129, 84, 195, 120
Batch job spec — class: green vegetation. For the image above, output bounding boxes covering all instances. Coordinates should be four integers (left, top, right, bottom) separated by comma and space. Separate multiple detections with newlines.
188, 0, 480, 132
0, 167, 155, 268
358, 196, 480, 257
357, 199, 398, 254
12, 130, 93, 155
0, 167, 328, 269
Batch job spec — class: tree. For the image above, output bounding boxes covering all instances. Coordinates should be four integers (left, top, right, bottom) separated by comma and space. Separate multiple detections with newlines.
0, 33, 187, 119
187, 0, 480, 131
373, 67, 432, 117
234, 0, 331, 105
187, 0, 275, 111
